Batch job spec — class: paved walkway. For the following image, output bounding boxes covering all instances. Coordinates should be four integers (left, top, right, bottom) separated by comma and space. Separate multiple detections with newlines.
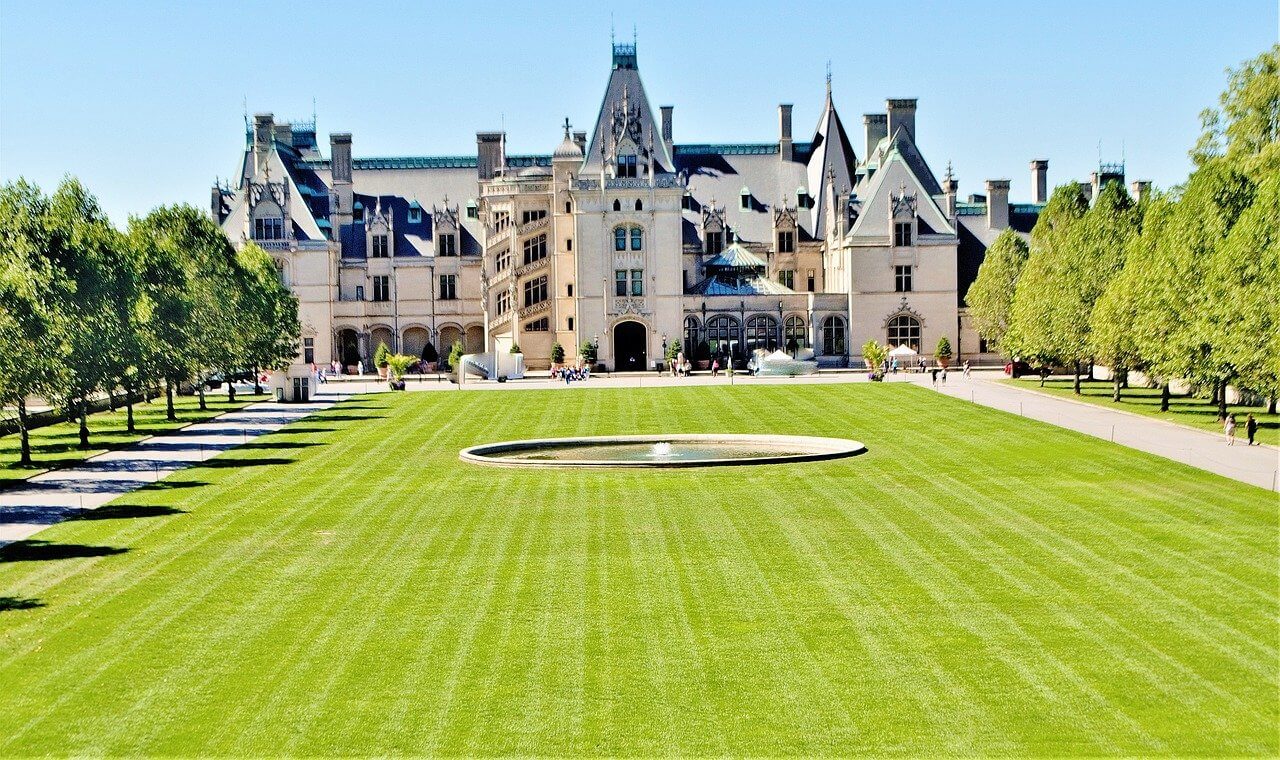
891, 371, 1279, 492
0, 400, 334, 546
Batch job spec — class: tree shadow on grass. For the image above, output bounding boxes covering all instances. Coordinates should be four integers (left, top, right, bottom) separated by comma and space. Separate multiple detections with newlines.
265, 427, 335, 435
305, 414, 386, 422
73, 504, 186, 520
193, 457, 295, 469
233, 441, 321, 451
0, 540, 128, 563
0, 596, 44, 612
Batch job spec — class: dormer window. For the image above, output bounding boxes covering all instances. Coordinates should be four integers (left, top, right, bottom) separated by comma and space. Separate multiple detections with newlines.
796, 187, 812, 210
408, 203, 422, 224
353, 201, 364, 222
682, 192, 692, 210
617, 154, 638, 178
894, 221, 913, 247
776, 230, 794, 253
254, 216, 284, 240
465, 200, 478, 219
705, 230, 723, 255
740, 188, 751, 211
439, 233, 457, 256
371, 234, 390, 258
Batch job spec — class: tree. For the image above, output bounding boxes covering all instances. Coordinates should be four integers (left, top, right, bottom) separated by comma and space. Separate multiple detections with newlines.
447, 340, 465, 373
862, 340, 887, 378
235, 243, 300, 396
550, 342, 565, 364
965, 229, 1029, 355
374, 341, 390, 369
1191, 44, 1280, 182
580, 340, 598, 366
0, 180, 61, 466
1007, 182, 1138, 393
934, 336, 953, 365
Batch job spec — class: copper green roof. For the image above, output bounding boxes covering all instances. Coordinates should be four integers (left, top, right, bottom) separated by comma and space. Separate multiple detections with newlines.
705, 242, 767, 269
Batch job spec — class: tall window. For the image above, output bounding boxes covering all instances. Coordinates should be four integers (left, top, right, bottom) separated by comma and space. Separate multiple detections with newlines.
740, 188, 751, 211
683, 316, 700, 354
630, 269, 644, 296
439, 274, 457, 300
821, 315, 846, 355
776, 230, 794, 253
303, 337, 315, 364
893, 221, 913, 247
706, 315, 741, 357
371, 234, 389, 258
496, 290, 511, 315
745, 315, 777, 352
614, 227, 627, 251
784, 315, 807, 351
705, 230, 723, 255
630, 227, 643, 251
523, 275, 548, 307
439, 233, 457, 256
895, 265, 913, 293
372, 275, 390, 302
496, 248, 511, 271
806, 269, 815, 292
617, 154, 637, 178
254, 216, 284, 240
566, 283, 574, 297
521, 209, 547, 225
523, 233, 547, 265
615, 270, 628, 297
778, 269, 795, 289
887, 315, 921, 351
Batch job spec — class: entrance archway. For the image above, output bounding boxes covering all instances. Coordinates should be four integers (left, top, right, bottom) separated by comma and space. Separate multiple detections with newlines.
613, 320, 647, 372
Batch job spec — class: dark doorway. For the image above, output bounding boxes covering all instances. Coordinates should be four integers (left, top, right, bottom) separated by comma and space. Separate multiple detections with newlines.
613, 321, 647, 372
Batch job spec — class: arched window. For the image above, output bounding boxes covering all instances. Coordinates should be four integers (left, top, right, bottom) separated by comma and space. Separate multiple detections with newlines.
822, 315, 846, 356
745, 315, 778, 352
683, 316, 700, 356
614, 227, 627, 251
887, 314, 921, 352
706, 315, 741, 358
784, 315, 806, 352
612, 199, 622, 212
630, 227, 643, 250
635, 199, 643, 211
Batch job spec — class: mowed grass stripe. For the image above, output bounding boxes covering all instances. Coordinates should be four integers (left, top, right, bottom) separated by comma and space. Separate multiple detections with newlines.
0, 384, 1275, 755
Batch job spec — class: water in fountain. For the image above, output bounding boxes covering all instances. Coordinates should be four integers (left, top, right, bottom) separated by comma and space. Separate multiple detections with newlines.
650, 441, 673, 458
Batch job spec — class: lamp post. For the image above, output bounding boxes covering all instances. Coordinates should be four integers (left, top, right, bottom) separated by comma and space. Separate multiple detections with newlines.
777, 300, 784, 353
661, 333, 668, 375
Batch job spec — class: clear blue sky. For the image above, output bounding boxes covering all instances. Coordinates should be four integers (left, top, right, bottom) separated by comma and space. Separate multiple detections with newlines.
2, 0, 1276, 225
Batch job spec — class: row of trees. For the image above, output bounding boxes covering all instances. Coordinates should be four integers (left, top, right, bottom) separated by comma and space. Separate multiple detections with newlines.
0, 178, 301, 465
967, 45, 1279, 412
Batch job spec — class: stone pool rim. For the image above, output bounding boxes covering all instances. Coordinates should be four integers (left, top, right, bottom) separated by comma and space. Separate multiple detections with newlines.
459, 434, 867, 469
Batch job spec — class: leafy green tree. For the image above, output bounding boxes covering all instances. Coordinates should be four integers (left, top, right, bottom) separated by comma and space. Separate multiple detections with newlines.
934, 336, 953, 364
374, 341, 390, 369
579, 340, 598, 365
861, 340, 887, 378
235, 243, 300, 395
965, 229, 1029, 355
0, 180, 62, 465
1191, 44, 1280, 182
550, 342, 565, 364
447, 340, 465, 372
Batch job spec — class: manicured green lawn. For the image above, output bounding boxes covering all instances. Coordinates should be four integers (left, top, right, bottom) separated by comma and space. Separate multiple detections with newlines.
0, 384, 1275, 755
1006, 377, 1278, 446
1, 392, 268, 483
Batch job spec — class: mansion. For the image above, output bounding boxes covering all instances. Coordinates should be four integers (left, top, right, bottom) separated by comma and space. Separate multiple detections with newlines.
213, 42, 1138, 371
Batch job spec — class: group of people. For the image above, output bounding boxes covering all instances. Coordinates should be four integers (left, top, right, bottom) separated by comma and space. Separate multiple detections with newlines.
882, 357, 972, 378
552, 364, 591, 385
1223, 413, 1260, 446
670, 353, 693, 377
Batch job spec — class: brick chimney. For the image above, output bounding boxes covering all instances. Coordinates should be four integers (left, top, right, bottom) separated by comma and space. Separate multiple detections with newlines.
862, 114, 887, 163
1030, 159, 1048, 204
329, 132, 353, 239
886, 99, 917, 139
660, 105, 673, 156
476, 132, 505, 181
778, 104, 793, 161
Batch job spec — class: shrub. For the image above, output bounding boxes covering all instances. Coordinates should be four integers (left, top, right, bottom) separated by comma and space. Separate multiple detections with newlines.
665, 340, 681, 361
386, 354, 416, 380
550, 342, 565, 364
935, 336, 953, 361
421, 342, 438, 363
862, 340, 888, 375
446, 340, 466, 372
510, 343, 521, 354
579, 340, 597, 365
374, 341, 390, 368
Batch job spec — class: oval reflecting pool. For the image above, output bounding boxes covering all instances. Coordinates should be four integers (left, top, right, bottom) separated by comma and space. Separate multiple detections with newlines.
460, 434, 866, 469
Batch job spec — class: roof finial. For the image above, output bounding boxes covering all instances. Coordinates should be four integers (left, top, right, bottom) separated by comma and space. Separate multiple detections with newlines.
563, 117, 571, 138
610, 14, 615, 46
826, 61, 832, 98
944, 161, 954, 182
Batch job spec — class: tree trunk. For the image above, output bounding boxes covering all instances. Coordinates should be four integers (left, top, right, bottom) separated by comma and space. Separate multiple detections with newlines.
1113, 370, 1123, 402
125, 381, 136, 434
165, 378, 176, 422
1269, 396, 1277, 415
17, 399, 32, 467
1211, 381, 1221, 405
1160, 383, 1170, 412
1073, 362, 1082, 395
197, 375, 207, 412
108, 388, 117, 411
227, 377, 236, 404
78, 399, 90, 449
253, 365, 262, 395
1121, 370, 1129, 389
1217, 380, 1228, 420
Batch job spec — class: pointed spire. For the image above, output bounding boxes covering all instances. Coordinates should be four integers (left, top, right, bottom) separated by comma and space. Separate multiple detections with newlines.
563, 117, 572, 138
825, 61, 832, 100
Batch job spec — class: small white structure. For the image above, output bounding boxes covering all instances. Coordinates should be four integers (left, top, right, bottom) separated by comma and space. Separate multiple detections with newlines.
459, 351, 526, 384
271, 363, 315, 402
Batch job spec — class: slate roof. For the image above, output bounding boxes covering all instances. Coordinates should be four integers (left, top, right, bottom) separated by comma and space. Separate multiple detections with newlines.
676, 148, 813, 244
806, 89, 859, 238
705, 241, 768, 269
582, 44, 674, 173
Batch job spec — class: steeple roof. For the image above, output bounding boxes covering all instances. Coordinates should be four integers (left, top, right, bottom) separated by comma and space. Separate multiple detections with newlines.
582, 42, 674, 174
806, 81, 858, 237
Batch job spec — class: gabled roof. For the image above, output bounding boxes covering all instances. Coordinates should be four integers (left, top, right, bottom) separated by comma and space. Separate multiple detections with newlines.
882, 127, 942, 196
705, 241, 767, 269
806, 85, 858, 238
582, 44, 673, 174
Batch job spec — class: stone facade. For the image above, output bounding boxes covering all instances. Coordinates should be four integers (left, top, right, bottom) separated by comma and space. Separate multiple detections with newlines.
215, 43, 1109, 372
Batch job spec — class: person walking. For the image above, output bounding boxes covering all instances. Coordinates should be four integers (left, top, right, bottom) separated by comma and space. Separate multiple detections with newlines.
940, 366, 947, 386
1224, 413, 1237, 445
963, 360, 971, 379
930, 367, 939, 386
711, 358, 719, 378
1245, 413, 1258, 446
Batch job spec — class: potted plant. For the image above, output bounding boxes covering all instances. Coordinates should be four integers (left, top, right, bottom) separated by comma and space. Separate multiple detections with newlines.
550, 341, 565, 368
862, 340, 888, 381
421, 343, 439, 373
579, 340, 598, 370
446, 340, 466, 376
386, 354, 415, 390
665, 340, 680, 372
374, 341, 391, 379
935, 336, 953, 369
509, 342, 521, 354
